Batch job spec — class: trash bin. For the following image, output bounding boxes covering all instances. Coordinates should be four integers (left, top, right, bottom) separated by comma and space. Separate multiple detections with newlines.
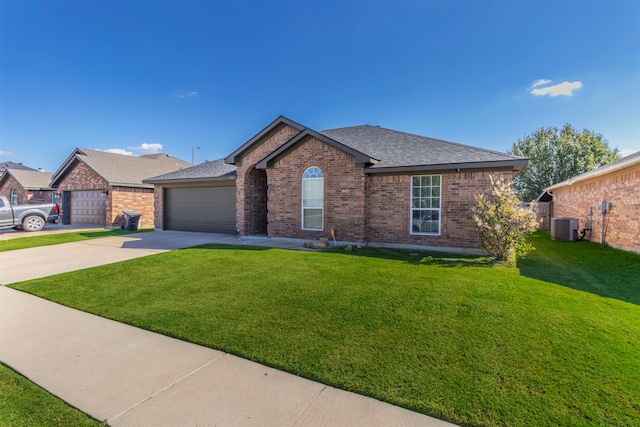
122, 210, 142, 231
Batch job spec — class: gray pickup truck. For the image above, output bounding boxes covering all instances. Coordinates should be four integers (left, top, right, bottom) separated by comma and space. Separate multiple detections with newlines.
0, 196, 60, 232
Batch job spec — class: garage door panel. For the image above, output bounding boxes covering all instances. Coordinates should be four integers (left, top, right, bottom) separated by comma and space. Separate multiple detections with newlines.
70, 191, 106, 225
165, 186, 236, 233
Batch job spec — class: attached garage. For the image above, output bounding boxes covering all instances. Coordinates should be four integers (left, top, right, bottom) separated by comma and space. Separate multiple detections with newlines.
69, 190, 106, 225
164, 185, 236, 233
144, 159, 238, 233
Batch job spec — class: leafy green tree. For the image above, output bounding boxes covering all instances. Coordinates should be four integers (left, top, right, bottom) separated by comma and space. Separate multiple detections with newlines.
473, 176, 540, 262
510, 124, 618, 201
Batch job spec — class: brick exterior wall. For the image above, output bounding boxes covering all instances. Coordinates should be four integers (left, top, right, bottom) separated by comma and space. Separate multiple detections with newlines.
366, 171, 511, 249
110, 186, 155, 228
56, 160, 156, 228
0, 174, 54, 205
235, 124, 300, 235
267, 137, 367, 242
153, 185, 164, 229
229, 126, 518, 251
552, 163, 640, 253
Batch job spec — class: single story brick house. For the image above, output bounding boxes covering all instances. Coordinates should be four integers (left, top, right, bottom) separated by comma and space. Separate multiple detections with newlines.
50, 148, 192, 227
545, 151, 640, 253
0, 168, 56, 206
146, 116, 528, 253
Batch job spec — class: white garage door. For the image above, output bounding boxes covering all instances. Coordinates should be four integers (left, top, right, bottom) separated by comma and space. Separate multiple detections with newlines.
70, 191, 106, 225
164, 186, 236, 233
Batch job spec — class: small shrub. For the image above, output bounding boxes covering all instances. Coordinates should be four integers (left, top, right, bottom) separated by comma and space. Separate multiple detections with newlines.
473, 176, 539, 261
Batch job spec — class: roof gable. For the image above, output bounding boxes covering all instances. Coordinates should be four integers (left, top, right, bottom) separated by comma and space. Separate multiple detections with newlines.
51, 148, 192, 188
255, 128, 377, 169
0, 169, 54, 190
224, 116, 306, 165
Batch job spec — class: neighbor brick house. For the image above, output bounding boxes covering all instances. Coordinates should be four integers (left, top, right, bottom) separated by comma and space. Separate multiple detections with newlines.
50, 148, 191, 227
545, 151, 640, 253
0, 168, 55, 206
147, 116, 528, 254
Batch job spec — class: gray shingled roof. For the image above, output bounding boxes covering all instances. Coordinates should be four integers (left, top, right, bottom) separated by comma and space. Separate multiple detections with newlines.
2, 169, 54, 189
320, 125, 526, 170
144, 158, 236, 183
51, 148, 193, 188
0, 162, 36, 173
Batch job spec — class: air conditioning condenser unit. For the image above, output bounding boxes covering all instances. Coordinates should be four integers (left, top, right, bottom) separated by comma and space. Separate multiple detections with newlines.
550, 217, 579, 241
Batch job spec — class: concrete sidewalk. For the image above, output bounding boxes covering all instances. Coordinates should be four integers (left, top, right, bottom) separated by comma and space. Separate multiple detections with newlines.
0, 230, 455, 426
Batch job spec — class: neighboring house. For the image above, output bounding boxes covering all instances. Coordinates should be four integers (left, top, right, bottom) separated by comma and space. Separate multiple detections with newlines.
0, 168, 56, 206
545, 151, 640, 253
146, 116, 528, 253
50, 148, 192, 227
0, 162, 37, 173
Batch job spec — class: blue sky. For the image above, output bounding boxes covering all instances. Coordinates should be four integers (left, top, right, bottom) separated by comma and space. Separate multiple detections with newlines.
1, 1, 639, 172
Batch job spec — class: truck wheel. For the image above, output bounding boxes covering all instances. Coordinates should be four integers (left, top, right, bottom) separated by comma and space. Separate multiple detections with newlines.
23, 215, 45, 232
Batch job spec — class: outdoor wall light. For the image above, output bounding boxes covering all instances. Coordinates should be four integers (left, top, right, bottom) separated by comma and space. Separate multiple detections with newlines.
101, 190, 109, 197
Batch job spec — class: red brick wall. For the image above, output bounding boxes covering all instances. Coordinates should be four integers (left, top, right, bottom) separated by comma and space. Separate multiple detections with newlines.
267, 137, 366, 241
56, 161, 155, 228
366, 171, 511, 249
153, 185, 164, 229
552, 163, 640, 252
235, 124, 300, 235
56, 161, 107, 192
110, 186, 155, 228
0, 174, 28, 205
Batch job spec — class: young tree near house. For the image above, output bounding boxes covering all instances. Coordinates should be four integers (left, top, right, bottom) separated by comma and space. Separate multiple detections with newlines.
510, 124, 618, 201
473, 176, 540, 262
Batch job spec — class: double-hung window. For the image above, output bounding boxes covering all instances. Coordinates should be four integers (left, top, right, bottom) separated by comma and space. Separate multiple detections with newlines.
302, 167, 324, 230
410, 175, 441, 235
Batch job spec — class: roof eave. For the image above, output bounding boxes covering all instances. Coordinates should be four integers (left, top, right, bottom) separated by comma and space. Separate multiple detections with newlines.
224, 116, 307, 165
365, 159, 529, 174
143, 175, 236, 185
546, 155, 640, 191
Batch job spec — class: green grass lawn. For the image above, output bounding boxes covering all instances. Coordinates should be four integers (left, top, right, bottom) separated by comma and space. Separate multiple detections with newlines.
0, 229, 152, 252
0, 364, 102, 427
10, 232, 640, 426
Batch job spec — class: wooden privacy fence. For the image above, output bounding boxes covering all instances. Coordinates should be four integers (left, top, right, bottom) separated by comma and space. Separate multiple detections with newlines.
519, 201, 551, 231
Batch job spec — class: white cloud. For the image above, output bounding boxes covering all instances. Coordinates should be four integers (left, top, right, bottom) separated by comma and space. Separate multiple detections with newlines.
102, 148, 133, 156
178, 90, 198, 98
532, 79, 552, 88
0, 150, 14, 157
531, 81, 583, 97
128, 143, 163, 154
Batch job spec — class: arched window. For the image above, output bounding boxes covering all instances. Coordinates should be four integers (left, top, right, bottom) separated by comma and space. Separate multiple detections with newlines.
302, 167, 323, 230
10, 189, 18, 205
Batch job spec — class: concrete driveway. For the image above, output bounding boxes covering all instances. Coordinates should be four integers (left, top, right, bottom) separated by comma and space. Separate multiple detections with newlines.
0, 229, 314, 285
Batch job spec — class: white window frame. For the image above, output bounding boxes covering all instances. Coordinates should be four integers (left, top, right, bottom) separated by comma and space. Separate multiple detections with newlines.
301, 166, 324, 231
410, 175, 442, 236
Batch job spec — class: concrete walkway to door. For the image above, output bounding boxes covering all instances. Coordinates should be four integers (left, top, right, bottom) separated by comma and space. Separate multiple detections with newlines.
0, 229, 456, 427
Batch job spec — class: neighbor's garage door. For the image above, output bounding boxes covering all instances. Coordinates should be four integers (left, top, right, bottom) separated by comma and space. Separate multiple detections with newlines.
70, 191, 106, 225
164, 186, 236, 233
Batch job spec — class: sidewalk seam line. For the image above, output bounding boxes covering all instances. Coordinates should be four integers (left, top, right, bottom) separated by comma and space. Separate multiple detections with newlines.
290, 384, 328, 427
107, 353, 224, 424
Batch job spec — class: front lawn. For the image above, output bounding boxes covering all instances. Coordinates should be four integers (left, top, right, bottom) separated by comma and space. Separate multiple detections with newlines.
10, 232, 640, 426
0, 364, 102, 426
0, 229, 152, 252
